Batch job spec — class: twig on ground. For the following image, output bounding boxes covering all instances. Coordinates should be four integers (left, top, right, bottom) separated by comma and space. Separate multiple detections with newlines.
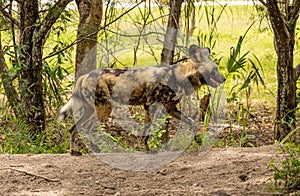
9, 168, 60, 182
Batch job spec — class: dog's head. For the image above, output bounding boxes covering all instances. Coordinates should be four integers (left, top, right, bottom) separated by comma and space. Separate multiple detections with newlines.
189, 45, 226, 87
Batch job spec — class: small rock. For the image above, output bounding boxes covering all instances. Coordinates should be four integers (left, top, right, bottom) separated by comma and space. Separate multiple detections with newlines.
192, 182, 199, 187
157, 168, 167, 175
239, 174, 248, 182
114, 191, 121, 196
102, 184, 117, 190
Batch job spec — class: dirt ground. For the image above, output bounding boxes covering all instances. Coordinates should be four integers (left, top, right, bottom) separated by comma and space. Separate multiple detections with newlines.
0, 145, 283, 196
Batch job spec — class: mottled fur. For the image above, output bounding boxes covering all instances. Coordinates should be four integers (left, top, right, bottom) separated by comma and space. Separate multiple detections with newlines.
58, 45, 225, 155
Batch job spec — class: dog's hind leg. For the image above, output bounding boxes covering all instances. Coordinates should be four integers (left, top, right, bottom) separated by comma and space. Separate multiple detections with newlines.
69, 124, 76, 153
69, 102, 96, 155
143, 104, 151, 151
85, 114, 101, 153
69, 124, 82, 156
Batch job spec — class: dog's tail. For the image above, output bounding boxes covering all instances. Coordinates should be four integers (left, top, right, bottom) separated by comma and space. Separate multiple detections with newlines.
57, 98, 73, 122
57, 75, 86, 122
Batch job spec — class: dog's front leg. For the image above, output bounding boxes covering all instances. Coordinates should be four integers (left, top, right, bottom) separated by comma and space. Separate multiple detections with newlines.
167, 107, 199, 134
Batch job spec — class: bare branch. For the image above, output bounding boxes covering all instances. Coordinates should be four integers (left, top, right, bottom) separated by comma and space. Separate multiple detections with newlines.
101, 29, 164, 38
258, 0, 267, 6
36, 0, 72, 45
43, 1, 146, 60
0, 5, 20, 28
173, 56, 188, 64
294, 63, 300, 81
8, 0, 19, 62
289, 0, 300, 23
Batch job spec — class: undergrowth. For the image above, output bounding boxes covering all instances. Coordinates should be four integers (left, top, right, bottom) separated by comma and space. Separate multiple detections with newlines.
268, 143, 300, 194
0, 113, 69, 154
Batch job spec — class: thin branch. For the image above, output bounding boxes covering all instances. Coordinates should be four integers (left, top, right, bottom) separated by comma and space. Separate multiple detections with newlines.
37, 0, 72, 46
102, 29, 164, 38
258, 0, 267, 7
294, 63, 300, 81
289, 0, 300, 24
131, 3, 151, 66
280, 126, 300, 144
43, 0, 146, 61
10, 168, 60, 182
9, 0, 19, 64
0, 5, 20, 28
98, 43, 128, 67
173, 56, 189, 64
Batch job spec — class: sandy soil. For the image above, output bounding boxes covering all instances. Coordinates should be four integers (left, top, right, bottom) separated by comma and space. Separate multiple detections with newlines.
0, 145, 282, 196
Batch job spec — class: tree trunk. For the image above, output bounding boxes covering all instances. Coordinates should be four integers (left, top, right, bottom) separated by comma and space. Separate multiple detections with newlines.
161, 0, 183, 66
0, 0, 72, 134
260, 0, 300, 141
75, 0, 102, 80
18, 0, 71, 134
275, 45, 297, 140
19, 0, 45, 133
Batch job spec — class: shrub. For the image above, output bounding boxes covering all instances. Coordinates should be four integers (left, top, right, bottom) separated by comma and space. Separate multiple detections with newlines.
268, 143, 300, 194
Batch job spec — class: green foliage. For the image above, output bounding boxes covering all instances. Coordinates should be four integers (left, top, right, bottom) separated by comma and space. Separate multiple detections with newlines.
0, 25, 73, 154
194, 131, 215, 149
0, 114, 69, 154
43, 8, 76, 114
201, 2, 227, 50
43, 61, 72, 115
214, 105, 250, 148
268, 143, 300, 194
148, 129, 166, 149
218, 24, 266, 147
147, 115, 171, 150
80, 125, 126, 153
226, 23, 265, 107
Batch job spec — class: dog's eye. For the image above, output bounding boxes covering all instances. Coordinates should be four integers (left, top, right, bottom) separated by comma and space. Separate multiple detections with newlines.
211, 70, 216, 76
211, 68, 219, 76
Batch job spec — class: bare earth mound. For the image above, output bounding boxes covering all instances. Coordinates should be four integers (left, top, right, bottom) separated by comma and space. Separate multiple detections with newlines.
0, 145, 281, 195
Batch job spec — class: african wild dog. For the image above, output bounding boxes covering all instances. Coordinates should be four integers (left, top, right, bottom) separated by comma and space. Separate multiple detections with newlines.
58, 45, 225, 155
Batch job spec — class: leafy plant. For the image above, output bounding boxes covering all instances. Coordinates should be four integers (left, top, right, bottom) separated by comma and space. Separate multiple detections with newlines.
0, 113, 69, 154
268, 143, 300, 194
43, 61, 71, 116
226, 23, 265, 109
147, 115, 171, 150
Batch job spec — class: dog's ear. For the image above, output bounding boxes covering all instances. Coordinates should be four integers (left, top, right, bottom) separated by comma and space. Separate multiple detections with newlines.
189, 45, 211, 62
189, 45, 201, 62
200, 47, 210, 58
